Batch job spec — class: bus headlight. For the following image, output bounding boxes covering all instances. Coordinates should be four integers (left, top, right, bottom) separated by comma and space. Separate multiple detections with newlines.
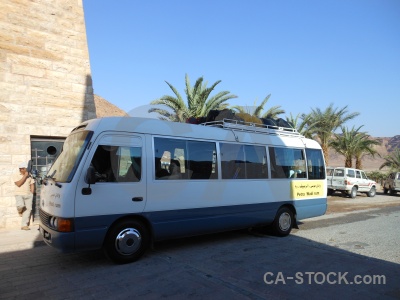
48, 216, 73, 232
49, 216, 58, 229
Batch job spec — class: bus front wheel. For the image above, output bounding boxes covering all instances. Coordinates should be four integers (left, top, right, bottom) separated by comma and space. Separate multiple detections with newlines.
103, 219, 149, 264
272, 207, 294, 237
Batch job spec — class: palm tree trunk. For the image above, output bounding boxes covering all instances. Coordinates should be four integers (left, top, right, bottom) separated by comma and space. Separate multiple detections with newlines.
345, 156, 352, 167
355, 157, 362, 169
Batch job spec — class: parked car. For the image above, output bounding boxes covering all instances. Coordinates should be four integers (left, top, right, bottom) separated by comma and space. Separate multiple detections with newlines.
327, 167, 377, 198
383, 172, 400, 195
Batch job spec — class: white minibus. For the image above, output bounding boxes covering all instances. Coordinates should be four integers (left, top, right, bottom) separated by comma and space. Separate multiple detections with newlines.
39, 117, 327, 263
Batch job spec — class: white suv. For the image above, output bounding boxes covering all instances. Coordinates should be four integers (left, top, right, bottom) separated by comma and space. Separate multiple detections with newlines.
383, 172, 400, 195
327, 167, 377, 198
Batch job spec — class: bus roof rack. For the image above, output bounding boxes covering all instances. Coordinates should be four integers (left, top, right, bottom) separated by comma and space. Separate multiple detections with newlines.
201, 118, 302, 137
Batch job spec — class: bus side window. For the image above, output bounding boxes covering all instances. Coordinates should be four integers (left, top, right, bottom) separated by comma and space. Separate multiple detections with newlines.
220, 143, 244, 179
155, 158, 169, 179
119, 147, 141, 182
305, 149, 325, 180
187, 141, 217, 180
154, 137, 217, 180
244, 145, 268, 179
221, 143, 268, 179
168, 159, 182, 179
269, 147, 287, 179
90, 145, 141, 183
269, 147, 305, 179
154, 138, 186, 180
91, 145, 116, 182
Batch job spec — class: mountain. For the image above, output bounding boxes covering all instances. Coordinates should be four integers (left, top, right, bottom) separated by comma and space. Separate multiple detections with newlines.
328, 136, 400, 171
387, 135, 400, 152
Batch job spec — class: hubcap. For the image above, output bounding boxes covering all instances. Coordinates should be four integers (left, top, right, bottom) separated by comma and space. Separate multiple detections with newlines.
278, 212, 291, 231
115, 228, 141, 256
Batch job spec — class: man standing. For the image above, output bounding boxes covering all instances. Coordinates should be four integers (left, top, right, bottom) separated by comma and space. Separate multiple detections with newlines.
12, 162, 35, 230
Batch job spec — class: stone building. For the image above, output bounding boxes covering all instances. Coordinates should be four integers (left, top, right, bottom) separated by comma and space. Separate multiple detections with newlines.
0, 0, 97, 228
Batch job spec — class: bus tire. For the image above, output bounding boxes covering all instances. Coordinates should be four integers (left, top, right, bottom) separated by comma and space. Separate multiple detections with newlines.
272, 207, 294, 237
103, 219, 149, 264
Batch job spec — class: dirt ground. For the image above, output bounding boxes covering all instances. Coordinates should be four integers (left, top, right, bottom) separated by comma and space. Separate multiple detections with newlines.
326, 189, 400, 214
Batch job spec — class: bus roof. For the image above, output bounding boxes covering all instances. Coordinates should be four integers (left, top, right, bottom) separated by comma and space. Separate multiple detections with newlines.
76, 117, 321, 149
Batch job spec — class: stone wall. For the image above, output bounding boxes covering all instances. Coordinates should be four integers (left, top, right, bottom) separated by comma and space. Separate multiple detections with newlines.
0, 0, 96, 228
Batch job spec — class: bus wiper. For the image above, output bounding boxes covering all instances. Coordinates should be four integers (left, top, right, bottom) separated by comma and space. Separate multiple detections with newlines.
46, 170, 56, 179
43, 170, 57, 186
47, 171, 61, 188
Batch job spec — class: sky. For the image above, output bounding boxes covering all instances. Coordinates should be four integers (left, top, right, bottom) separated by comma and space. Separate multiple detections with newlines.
82, 0, 400, 137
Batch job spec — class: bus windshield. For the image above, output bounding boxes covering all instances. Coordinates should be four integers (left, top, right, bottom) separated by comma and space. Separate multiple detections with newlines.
47, 130, 93, 183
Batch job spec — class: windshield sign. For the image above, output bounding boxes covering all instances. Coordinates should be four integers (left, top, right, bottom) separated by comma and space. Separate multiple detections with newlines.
48, 130, 93, 183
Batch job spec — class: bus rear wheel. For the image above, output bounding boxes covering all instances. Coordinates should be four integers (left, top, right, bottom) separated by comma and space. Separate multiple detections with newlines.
103, 219, 149, 264
272, 207, 294, 237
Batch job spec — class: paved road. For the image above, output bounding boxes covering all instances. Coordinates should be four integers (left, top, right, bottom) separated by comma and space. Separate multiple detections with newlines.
0, 199, 399, 299
294, 205, 400, 264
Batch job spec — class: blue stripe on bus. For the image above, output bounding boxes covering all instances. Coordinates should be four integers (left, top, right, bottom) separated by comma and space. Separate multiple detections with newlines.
70, 198, 326, 251
143, 202, 284, 241
294, 198, 327, 220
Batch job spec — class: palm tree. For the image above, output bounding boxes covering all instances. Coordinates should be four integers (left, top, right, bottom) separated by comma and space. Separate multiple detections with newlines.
379, 149, 400, 170
286, 113, 315, 138
305, 103, 360, 166
366, 170, 387, 185
330, 126, 361, 167
330, 126, 380, 168
231, 94, 285, 119
353, 135, 381, 169
149, 74, 237, 122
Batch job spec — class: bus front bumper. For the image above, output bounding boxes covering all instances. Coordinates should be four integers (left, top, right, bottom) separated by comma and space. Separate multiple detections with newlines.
39, 225, 75, 252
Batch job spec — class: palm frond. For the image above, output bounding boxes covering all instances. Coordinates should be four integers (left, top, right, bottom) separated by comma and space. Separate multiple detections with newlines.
253, 94, 271, 117
150, 74, 236, 122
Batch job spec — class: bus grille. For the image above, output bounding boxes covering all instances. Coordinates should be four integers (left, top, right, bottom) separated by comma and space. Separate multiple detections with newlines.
39, 209, 50, 226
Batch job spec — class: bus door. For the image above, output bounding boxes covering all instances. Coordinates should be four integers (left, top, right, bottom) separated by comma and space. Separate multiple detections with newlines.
75, 134, 146, 219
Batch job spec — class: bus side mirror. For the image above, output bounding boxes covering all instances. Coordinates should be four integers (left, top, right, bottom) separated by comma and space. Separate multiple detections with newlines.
82, 166, 96, 195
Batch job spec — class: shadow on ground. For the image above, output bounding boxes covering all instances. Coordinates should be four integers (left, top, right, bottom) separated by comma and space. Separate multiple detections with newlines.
0, 227, 399, 299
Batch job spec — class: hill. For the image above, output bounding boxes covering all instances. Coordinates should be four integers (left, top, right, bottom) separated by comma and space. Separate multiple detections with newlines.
328, 136, 400, 171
